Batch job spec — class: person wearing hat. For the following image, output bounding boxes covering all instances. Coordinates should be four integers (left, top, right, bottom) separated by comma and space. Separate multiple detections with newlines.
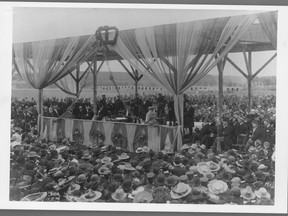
222, 118, 235, 152
244, 120, 266, 152
78, 152, 93, 174
170, 157, 186, 177
75, 174, 88, 192
111, 188, 128, 202
144, 106, 157, 125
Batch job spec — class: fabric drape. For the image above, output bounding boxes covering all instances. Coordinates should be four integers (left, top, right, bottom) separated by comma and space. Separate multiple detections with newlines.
13, 35, 96, 89
110, 14, 257, 149
125, 124, 137, 152
258, 11, 277, 49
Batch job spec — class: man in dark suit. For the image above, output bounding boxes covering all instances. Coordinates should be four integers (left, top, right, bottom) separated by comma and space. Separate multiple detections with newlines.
184, 99, 195, 136
244, 120, 266, 151
264, 119, 275, 145
222, 118, 235, 151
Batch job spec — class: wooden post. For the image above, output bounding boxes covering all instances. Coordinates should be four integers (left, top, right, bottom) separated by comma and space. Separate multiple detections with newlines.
247, 77, 252, 112
135, 79, 138, 96
91, 60, 104, 118
248, 51, 252, 112
218, 65, 224, 118
92, 60, 98, 117
216, 54, 226, 119
38, 88, 43, 134
243, 50, 253, 112
76, 66, 80, 95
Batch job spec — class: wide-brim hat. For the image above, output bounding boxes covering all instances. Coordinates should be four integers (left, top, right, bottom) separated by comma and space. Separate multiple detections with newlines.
191, 144, 198, 150
170, 182, 192, 199
142, 146, 150, 153
76, 174, 87, 184
241, 186, 256, 200
48, 167, 60, 176
80, 189, 102, 202
67, 183, 81, 194
122, 163, 136, 171
254, 187, 271, 199
133, 191, 153, 203
196, 162, 211, 175
206, 161, 220, 172
111, 188, 127, 201
117, 153, 130, 161
181, 144, 190, 150
82, 154, 92, 160
101, 156, 112, 164
28, 151, 40, 158
135, 147, 143, 154
21, 192, 48, 201
101, 146, 108, 152
165, 175, 178, 187
98, 166, 111, 175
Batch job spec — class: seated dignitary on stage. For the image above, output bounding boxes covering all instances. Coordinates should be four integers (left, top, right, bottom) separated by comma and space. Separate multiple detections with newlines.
145, 106, 157, 125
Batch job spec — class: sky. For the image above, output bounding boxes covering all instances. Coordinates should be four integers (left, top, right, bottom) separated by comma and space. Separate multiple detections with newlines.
12, 7, 277, 77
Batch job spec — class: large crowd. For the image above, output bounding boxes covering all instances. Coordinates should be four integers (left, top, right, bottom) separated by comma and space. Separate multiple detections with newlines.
10, 93, 276, 204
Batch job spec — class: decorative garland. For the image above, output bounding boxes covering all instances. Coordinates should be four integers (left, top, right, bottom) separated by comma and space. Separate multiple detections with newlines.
89, 129, 106, 145
111, 133, 127, 150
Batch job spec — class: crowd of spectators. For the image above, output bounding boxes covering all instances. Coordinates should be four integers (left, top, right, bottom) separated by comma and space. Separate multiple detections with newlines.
10, 93, 276, 204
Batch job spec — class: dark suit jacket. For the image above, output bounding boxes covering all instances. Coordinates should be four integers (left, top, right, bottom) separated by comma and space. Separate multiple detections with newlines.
252, 127, 266, 142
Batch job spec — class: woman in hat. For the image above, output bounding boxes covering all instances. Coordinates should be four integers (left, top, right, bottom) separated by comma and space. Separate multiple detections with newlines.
144, 106, 157, 125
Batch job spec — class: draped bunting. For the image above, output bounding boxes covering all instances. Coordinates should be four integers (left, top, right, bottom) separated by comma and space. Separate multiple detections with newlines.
83, 121, 93, 145
109, 13, 258, 149
103, 122, 114, 147
258, 11, 277, 49
13, 35, 96, 89
72, 120, 84, 145
111, 123, 128, 150
41, 117, 178, 152
89, 121, 105, 145
133, 125, 148, 151
126, 124, 137, 152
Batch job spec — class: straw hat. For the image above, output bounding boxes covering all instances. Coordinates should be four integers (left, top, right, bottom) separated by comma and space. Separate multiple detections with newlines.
101, 146, 108, 152
191, 144, 198, 150
82, 153, 92, 160
28, 151, 40, 158
241, 186, 256, 200
101, 156, 112, 164
122, 163, 136, 171
111, 188, 127, 201
76, 174, 87, 184
98, 166, 111, 175
80, 189, 102, 202
67, 183, 81, 195
133, 191, 153, 203
117, 153, 130, 161
142, 146, 150, 153
170, 182, 192, 199
21, 192, 47, 201
254, 187, 271, 199
181, 144, 190, 150
135, 147, 143, 154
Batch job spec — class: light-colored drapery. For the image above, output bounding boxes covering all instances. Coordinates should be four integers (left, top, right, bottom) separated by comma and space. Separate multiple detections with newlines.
258, 11, 277, 49
13, 35, 96, 89
110, 14, 258, 149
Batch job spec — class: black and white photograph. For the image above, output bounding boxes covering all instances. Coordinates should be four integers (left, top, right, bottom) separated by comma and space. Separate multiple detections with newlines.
0, 2, 287, 214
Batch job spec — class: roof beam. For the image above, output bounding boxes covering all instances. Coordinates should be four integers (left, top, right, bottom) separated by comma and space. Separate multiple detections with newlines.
226, 57, 248, 79
252, 53, 277, 79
